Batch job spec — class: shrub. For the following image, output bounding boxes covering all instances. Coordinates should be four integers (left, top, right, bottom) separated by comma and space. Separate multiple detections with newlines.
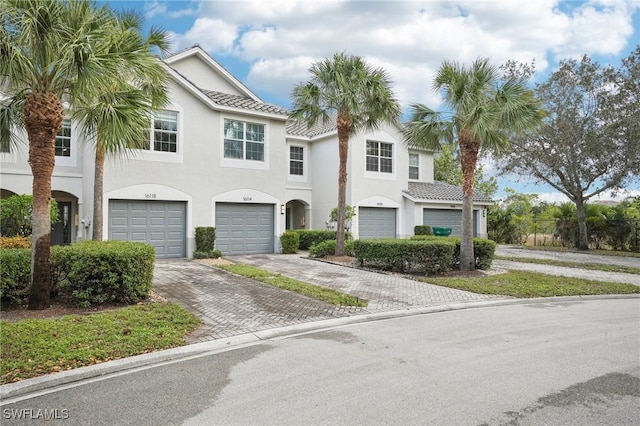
297, 230, 347, 250
54, 241, 155, 307
193, 250, 223, 259
414, 225, 432, 236
280, 231, 300, 254
309, 239, 354, 258
195, 227, 216, 253
0, 194, 59, 237
412, 235, 497, 270
0, 249, 31, 304
352, 239, 455, 274
0, 236, 31, 249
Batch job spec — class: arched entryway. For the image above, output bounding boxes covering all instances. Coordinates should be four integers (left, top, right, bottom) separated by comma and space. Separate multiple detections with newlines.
285, 199, 309, 231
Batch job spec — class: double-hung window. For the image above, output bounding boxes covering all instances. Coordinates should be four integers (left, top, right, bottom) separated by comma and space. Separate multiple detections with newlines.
366, 140, 393, 173
289, 146, 304, 175
143, 110, 178, 153
55, 118, 72, 157
224, 119, 265, 161
409, 153, 419, 180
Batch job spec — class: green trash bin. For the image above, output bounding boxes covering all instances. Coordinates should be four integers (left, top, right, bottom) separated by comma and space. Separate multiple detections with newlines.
432, 227, 452, 236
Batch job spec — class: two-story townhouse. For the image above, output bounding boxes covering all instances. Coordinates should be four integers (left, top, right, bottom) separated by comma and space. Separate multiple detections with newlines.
1, 45, 491, 258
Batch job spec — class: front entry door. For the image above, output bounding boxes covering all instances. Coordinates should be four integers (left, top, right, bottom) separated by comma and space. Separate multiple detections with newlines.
52, 202, 72, 246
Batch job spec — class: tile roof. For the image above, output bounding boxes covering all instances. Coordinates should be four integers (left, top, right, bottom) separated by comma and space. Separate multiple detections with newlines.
200, 90, 289, 116
403, 181, 493, 203
286, 118, 337, 138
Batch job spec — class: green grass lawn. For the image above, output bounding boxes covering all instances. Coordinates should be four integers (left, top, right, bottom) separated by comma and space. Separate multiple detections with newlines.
0, 303, 201, 384
217, 264, 368, 307
507, 245, 640, 258
418, 271, 640, 298
495, 256, 640, 275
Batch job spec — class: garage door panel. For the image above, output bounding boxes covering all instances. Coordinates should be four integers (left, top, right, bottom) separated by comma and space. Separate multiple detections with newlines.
215, 203, 274, 255
423, 209, 463, 236
109, 200, 186, 258
359, 207, 396, 239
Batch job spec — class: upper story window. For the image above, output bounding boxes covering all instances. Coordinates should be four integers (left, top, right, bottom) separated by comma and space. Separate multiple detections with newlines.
224, 119, 265, 161
409, 153, 419, 180
141, 110, 178, 153
366, 140, 393, 173
55, 118, 72, 157
289, 146, 304, 175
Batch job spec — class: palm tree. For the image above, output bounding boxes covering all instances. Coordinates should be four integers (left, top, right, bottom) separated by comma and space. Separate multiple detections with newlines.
72, 11, 170, 241
290, 52, 400, 255
1, 0, 126, 309
403, 58, 540, 270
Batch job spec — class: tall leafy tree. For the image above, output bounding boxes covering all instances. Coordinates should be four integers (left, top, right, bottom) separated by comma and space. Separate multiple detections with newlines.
72, 10, 170, 241
499, 50, 640, 250
433, 143, 498, 199
403, 59, 540, 270
290, 52, 400, 255
0, 0, 124, 309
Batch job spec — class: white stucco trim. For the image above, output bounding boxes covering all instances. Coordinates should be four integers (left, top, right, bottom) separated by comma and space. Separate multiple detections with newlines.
103, 184, 194, 242
356, 195, 401, 209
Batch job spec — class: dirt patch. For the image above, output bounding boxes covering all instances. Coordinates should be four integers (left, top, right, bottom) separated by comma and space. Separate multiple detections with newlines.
323, 255, 357, 265
0, 291, 167, 322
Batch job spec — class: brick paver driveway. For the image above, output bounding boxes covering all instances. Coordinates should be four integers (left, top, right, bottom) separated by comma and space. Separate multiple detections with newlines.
154, 255, 505, 344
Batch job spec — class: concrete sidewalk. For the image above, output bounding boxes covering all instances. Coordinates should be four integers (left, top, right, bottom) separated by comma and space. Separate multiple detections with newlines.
153, 255, 505, 344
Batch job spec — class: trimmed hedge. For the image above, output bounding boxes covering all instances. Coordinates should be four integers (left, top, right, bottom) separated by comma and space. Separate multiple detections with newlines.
308, 239, 354, 258
296, 230, 339, 250
1, 241, 155, 307
352, 239, 455, 274
414, 225, 432, 236
411, 235, 497, 270
280, 231, 300, 254
195, 227, 216, 252
0, 248, 31, 304
193, 250, 222, 259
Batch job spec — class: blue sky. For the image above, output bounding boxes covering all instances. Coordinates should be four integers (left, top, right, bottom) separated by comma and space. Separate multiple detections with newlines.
104, 0, 640, 203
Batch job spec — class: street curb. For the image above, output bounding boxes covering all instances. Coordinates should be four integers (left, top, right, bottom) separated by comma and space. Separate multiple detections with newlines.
1, 294, 638, 401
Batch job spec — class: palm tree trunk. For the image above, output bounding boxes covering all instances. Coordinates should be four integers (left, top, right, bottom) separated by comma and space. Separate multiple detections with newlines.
93, 144, 105, 240
459, 131, 481, 271
24, 92, 64, 310
335, 113, 352, 256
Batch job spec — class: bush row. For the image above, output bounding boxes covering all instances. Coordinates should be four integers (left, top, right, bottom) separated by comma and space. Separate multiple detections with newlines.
308, 239, 354, 258
352, 239, 456, 274
1, 241, 155, 307
410, 235, 497, 270
295, 230, 352, 250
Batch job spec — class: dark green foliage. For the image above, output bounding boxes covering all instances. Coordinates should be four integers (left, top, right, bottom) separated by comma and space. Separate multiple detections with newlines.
411, 235, 497, 270
296, 230, 346, 250
54, 241, 155, 307
195, 227, 216, 252
308, 239, 354, 258
352, 239, 456, 274
0, 194, 59, 237
280, 231, 300, 254
193, 250, 223, 259
414, 225, 432, 235
0, 248, 31, 304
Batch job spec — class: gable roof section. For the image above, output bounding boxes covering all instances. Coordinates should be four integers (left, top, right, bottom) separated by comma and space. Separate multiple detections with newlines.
403, 181, 493, 203
201, 90, 289, 116
164, 45, 261, 102
286, 118, 337, 138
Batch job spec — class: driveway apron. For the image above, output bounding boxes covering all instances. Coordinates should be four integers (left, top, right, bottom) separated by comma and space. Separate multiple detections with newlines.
153, 256, 505, 344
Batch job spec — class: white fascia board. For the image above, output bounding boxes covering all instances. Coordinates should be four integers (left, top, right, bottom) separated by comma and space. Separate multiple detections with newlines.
401, 193, 493, 207
164, 47, 261, 102
165, 66, 287, 121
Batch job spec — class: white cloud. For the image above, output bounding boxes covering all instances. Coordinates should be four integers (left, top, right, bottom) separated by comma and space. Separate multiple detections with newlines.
169, 0, 640, 106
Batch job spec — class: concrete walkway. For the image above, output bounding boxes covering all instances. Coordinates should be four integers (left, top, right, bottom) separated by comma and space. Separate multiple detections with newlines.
495, 245, 640, 286
153, 255, 505, 344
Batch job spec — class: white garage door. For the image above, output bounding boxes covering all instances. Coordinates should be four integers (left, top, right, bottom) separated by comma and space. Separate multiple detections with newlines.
359, 207, 396, 239
423, 209, 478, 237
109, 200, 186, 258
215, 203, 275, 255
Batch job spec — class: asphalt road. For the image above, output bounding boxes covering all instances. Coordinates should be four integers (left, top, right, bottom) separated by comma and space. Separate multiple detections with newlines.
2, 298, 639, 425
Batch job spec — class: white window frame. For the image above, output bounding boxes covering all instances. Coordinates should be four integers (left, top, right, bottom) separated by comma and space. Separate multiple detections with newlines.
134, 104, 184, 163
288, 144, 307, 181
220, 116, 269, 170
54, 117, 77, 167
364, 139, 395, 180
409, 152, 420, 180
